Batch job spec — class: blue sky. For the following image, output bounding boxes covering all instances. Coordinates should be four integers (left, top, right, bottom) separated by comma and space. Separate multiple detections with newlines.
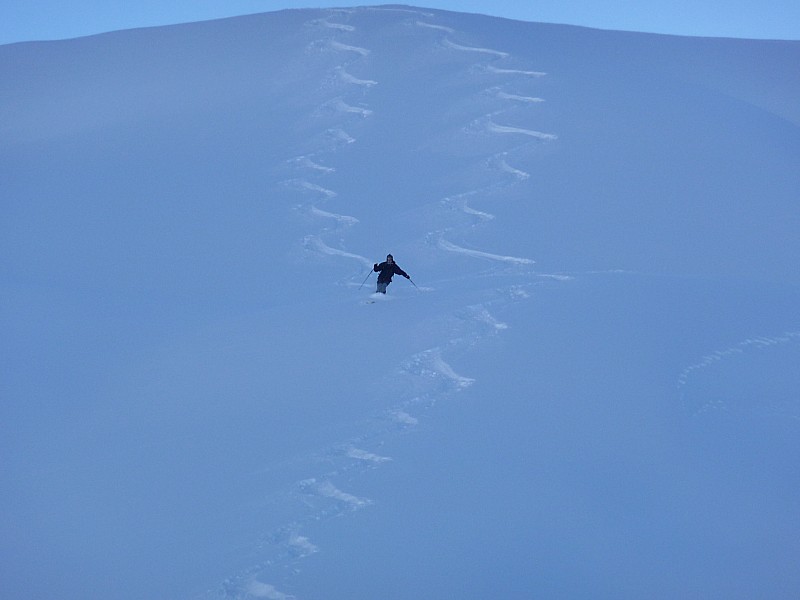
2, 0, 799, 44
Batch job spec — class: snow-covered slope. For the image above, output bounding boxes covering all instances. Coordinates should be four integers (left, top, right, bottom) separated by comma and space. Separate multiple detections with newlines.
2, 6, 799, 599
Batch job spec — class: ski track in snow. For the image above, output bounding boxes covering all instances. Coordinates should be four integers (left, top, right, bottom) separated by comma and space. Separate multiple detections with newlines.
494, 152, 531, 180
678, 331, 800, 417
402, 347, 476, 390
485, 119, 558, 140
443, 37, 510, 58
308, 206, 359, 226
330, 40, 371, 56
286, 156, 335, 173
415, 20, 455, 34
202, 290, 533, 599
302, 479, 372, 509
417, 18, 554, 266
486, 64, 547, 77
313, 97, 373, 118
303, 235, 372, 268
678, 331, 800, 388
443, 192, 496, 222
205, 9, 571, 599
346, 447, 392, 463
335, 66, 378, 87
282, 179, 338, 199
243, 580, 295, 600
368, 6, 435, 17
495, 90, 545, 103
324, 126, 356, 145
438, 238, 536, 265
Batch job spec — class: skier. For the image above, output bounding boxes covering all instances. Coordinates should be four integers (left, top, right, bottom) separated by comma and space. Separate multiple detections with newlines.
373, 254, 410, 294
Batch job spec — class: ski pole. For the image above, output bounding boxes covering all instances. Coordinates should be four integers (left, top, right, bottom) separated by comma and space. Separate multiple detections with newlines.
408, 277, 419, 290
358, 269, 373, 290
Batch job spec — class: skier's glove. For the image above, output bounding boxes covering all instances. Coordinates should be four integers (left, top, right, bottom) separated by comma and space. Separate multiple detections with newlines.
404, 274, 410, 279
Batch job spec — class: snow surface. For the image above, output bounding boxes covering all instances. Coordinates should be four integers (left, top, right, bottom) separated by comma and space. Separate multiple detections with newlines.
2, 6, 800, 599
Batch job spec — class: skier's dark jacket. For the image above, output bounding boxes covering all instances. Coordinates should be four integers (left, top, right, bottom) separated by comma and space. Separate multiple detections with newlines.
374, 261, 409, 283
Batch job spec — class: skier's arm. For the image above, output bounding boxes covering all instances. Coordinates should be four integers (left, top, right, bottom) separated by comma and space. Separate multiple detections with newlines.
394, 265, 410, 279
373, 263, 381, 272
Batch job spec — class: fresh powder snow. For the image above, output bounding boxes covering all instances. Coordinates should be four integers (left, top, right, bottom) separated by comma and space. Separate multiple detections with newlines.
2, 6, 799, 600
